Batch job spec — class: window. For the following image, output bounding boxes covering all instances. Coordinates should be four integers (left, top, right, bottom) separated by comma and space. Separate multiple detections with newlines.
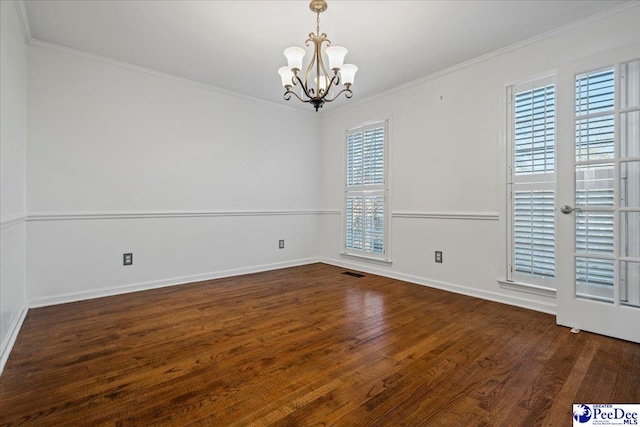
507, 77, 556, 289
344, 121, 389, 260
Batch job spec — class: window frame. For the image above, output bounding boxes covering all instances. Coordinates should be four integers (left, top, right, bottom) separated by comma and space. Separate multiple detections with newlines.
342, 119, 391, 263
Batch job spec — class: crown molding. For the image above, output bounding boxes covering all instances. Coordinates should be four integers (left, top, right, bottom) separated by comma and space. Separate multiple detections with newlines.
324, 1, 640, 117
13, 0, 32, 44
16, 1, 638, 118
28, 38, 316, 118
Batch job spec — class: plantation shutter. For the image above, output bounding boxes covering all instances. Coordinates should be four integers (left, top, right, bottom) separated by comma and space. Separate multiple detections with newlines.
514, 85, 555, 174
363, 127, 385, 185
574, 68, 617, 289
346, 132, 363, 186
508, 78, 556, 288
345, 122, 387, 258
513, 190, 555, 278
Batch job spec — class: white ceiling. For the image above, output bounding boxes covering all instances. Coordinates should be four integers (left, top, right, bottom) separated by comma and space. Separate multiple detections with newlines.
23, 0, 630, 112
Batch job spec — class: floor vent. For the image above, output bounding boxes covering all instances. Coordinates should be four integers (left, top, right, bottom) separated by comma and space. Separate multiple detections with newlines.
342, 271, 364, 278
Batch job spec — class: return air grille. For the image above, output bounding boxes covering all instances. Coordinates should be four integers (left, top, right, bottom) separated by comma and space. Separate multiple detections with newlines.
342, 271, 364, 278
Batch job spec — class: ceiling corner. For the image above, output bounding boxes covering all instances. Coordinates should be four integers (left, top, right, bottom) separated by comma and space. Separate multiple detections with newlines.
14, 0, 32, 44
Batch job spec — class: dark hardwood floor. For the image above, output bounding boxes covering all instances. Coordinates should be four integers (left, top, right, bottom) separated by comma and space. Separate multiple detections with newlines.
1, 263, 638, 426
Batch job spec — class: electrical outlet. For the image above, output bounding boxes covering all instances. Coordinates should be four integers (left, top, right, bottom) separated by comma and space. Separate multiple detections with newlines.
123, 253, 133, 266
435, 251, 443, 263
279, 240, 285, 249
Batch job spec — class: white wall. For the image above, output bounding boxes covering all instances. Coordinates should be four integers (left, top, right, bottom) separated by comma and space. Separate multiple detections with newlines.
319, 4, 640, 314
26, 45, 322, 305
1, 0, 28, 372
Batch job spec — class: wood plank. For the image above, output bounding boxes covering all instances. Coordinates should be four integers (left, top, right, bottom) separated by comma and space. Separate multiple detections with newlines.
1, 263, 638, 426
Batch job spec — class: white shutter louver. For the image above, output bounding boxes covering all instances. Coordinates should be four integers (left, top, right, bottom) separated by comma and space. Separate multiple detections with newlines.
576, 211, 615, 256
576, 69, 615, 115
514, 85, 555, 175
363, 128, 385, 185
347, 132, 363, 187
364, 195, 384, 254
576, 257, 615, 287
514, 191, 555, 278
345, 196, 363, 250
576, 115, 615, 162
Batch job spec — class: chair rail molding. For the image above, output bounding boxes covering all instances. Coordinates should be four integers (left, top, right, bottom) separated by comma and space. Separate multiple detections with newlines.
25, 209, 330, 222
0, 214, 27, 230
392, 211, 499, 221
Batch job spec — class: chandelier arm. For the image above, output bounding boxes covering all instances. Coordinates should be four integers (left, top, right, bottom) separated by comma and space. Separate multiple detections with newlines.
304, 35, 318, 97
327, 73, 340, 91
323, 87, 353, 103
315, 39, 320, 94
304, 33, 334, 98
284, 89, 311, 103
291, 73, 316, 100
317, 37, 333, 90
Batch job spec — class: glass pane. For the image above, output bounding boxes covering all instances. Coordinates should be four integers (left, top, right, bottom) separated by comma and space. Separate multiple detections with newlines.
345, 196, 362, 250
621, 161, 640, 208
576, 116, 615, 162
621, 260, 640, 308
621, 111, 640, 158
621, 212, 640, 258
576, 68, 614, 116
514, 190, 555, 278
576, 257, 614, 302
514, 84, 555, 175
364, 195, 384, 254
576, 211, 614, 255
576, 164, 614, 207
346, 132, 363, 186
621, 59, 640, 109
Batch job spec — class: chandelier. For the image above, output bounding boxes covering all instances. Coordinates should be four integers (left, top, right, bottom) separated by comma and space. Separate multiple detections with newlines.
278, 0, 358, 111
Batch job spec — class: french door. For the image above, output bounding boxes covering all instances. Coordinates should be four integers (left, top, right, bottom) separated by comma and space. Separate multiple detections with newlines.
556, 44, 640, 343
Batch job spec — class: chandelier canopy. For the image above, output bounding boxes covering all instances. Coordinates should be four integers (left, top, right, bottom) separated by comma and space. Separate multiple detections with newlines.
278, 0, 357, 111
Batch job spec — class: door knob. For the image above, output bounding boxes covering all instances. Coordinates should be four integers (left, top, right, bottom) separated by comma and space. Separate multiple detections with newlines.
560, 205, 583, 214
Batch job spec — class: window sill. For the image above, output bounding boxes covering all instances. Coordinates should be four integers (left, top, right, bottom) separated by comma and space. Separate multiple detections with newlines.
340, 252, 393, 266
498, 280, 556, 298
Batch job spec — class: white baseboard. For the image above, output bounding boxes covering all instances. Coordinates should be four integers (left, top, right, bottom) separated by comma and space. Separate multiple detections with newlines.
0, 302, 29, 375
320, 257, 556, 315
29, 257, 321, 308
